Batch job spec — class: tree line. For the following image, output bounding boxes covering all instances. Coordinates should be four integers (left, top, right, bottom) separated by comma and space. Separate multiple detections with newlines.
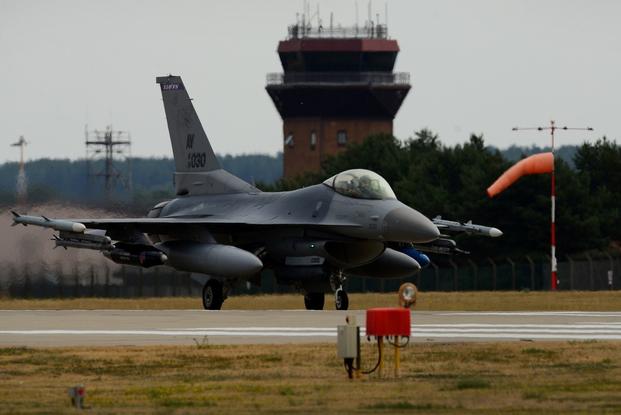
0, 153, 283, 212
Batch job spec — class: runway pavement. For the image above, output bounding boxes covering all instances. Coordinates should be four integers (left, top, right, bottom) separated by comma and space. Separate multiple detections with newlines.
1, 310, 620, 346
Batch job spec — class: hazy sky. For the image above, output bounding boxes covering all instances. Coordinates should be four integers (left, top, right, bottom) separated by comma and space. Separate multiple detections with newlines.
1, 0, 618, 162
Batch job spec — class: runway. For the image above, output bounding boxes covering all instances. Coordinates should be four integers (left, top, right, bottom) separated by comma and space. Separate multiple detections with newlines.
1, 310, 620, 346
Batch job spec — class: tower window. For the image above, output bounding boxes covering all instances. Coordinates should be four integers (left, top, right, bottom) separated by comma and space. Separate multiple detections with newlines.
337, 130, 347, 146
310, 131, 317, 150
284, 132, 294, 147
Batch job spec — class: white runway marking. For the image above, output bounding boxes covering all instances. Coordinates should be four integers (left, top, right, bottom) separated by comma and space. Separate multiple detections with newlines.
2, 323, 621, 340
438, 311, 621, 317
1, 310, 620, 345
0, 330, 335, 337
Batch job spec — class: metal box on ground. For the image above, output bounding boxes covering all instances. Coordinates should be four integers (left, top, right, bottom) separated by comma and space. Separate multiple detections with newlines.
366, 308, 411, 337
337, 325, 359, 359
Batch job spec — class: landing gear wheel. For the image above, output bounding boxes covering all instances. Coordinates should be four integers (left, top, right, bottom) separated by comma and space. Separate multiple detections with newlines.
304, 292, 325, 310
202, 279, 224, 310
335, 288, 349, 310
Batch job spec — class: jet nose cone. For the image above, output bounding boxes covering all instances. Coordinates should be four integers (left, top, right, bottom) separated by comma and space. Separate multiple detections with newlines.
384, 207, 440, 243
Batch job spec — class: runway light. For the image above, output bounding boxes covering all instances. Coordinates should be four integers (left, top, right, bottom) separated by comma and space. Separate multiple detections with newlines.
398, 283, 417, 308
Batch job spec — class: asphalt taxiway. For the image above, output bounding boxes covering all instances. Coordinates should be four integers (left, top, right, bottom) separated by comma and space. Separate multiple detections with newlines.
1, 310, 620, 346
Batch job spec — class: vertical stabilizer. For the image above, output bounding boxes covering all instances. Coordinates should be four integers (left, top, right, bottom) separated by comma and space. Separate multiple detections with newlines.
156, 75, 220, 172
156, 75, 257, 195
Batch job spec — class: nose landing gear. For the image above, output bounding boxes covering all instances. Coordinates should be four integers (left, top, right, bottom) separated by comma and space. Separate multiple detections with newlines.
332, 270, 349, 311
335, 287, 349, 310
302, 270, 350, 311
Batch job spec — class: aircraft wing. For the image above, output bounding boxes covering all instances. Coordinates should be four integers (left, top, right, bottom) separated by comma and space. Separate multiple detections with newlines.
11, 211, 362, 236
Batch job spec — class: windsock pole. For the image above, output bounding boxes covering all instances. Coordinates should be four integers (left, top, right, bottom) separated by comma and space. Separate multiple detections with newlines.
550, 121, 557, 290
512, 121, 593, 290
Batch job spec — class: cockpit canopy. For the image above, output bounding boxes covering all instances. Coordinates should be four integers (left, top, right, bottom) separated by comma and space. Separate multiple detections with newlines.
323, 169, 397, 200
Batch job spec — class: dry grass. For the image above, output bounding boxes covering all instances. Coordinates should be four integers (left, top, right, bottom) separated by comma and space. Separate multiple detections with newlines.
1, 291, 620, 311
0, 341, 620, 414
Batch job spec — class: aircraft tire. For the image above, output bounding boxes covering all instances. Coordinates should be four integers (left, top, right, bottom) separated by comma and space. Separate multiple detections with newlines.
304, 292, 325, 310
335, 288, 349, 311
202, 279, 224, 310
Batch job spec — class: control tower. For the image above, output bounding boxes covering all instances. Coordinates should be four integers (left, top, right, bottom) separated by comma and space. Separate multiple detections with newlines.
266, 18, 411, 178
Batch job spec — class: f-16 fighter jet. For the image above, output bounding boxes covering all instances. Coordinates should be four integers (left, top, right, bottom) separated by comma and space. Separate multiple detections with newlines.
12, 75, 501, 310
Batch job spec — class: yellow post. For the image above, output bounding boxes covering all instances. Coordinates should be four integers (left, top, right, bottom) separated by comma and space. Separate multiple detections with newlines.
378, 336, 384, 378
394, 335, 400, 378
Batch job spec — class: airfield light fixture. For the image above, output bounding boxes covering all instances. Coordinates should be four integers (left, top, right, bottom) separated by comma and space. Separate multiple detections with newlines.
398, 282, 417, 308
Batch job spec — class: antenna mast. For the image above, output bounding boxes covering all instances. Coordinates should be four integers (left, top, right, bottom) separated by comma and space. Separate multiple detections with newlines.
10, 135, 28, 204
85, 124, 132, 201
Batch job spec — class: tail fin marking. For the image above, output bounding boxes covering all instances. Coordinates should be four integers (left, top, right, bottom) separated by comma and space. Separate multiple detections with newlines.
156, 75, 220, 173
156, 75, 258, 196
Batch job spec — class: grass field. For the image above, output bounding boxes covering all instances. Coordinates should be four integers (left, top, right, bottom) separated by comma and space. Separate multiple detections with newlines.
1, 290, 620, 311
1, 292, 620, 413
0, 341, 620, 414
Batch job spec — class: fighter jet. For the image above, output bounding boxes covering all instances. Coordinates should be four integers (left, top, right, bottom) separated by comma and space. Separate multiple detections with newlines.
11, 75, 501, 310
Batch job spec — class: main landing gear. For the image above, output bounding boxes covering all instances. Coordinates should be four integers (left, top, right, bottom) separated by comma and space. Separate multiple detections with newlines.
202, 279, 225, 310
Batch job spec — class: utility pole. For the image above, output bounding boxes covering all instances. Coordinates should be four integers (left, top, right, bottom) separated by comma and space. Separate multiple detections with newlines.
512, 121, 593, 290
10, 135, 28, 204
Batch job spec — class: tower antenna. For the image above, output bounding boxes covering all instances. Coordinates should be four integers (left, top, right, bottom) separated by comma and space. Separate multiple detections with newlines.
85, 124, 132, 201
10, 136, 28, 204
385, 2, 388, 31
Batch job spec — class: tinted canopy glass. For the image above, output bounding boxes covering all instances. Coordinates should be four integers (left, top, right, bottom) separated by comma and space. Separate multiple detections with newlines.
323, 169, 396, 200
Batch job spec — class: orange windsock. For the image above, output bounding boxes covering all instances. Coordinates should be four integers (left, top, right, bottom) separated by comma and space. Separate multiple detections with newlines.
487, 152, 554, 197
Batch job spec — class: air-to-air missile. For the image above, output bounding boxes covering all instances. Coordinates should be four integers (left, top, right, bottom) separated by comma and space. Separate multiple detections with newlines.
52, 232, 113, 251
414, 238, 470, 255
432, 216, 503, 238
11, 211, 86, 233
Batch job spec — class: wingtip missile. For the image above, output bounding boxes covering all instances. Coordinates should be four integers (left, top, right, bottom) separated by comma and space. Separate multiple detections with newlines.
10, 211, 22, 225
432, 217, 503, 238
11, 214, 86, 233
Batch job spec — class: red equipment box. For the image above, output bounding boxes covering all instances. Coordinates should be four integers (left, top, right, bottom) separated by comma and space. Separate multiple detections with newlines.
366, 308, 411, 337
